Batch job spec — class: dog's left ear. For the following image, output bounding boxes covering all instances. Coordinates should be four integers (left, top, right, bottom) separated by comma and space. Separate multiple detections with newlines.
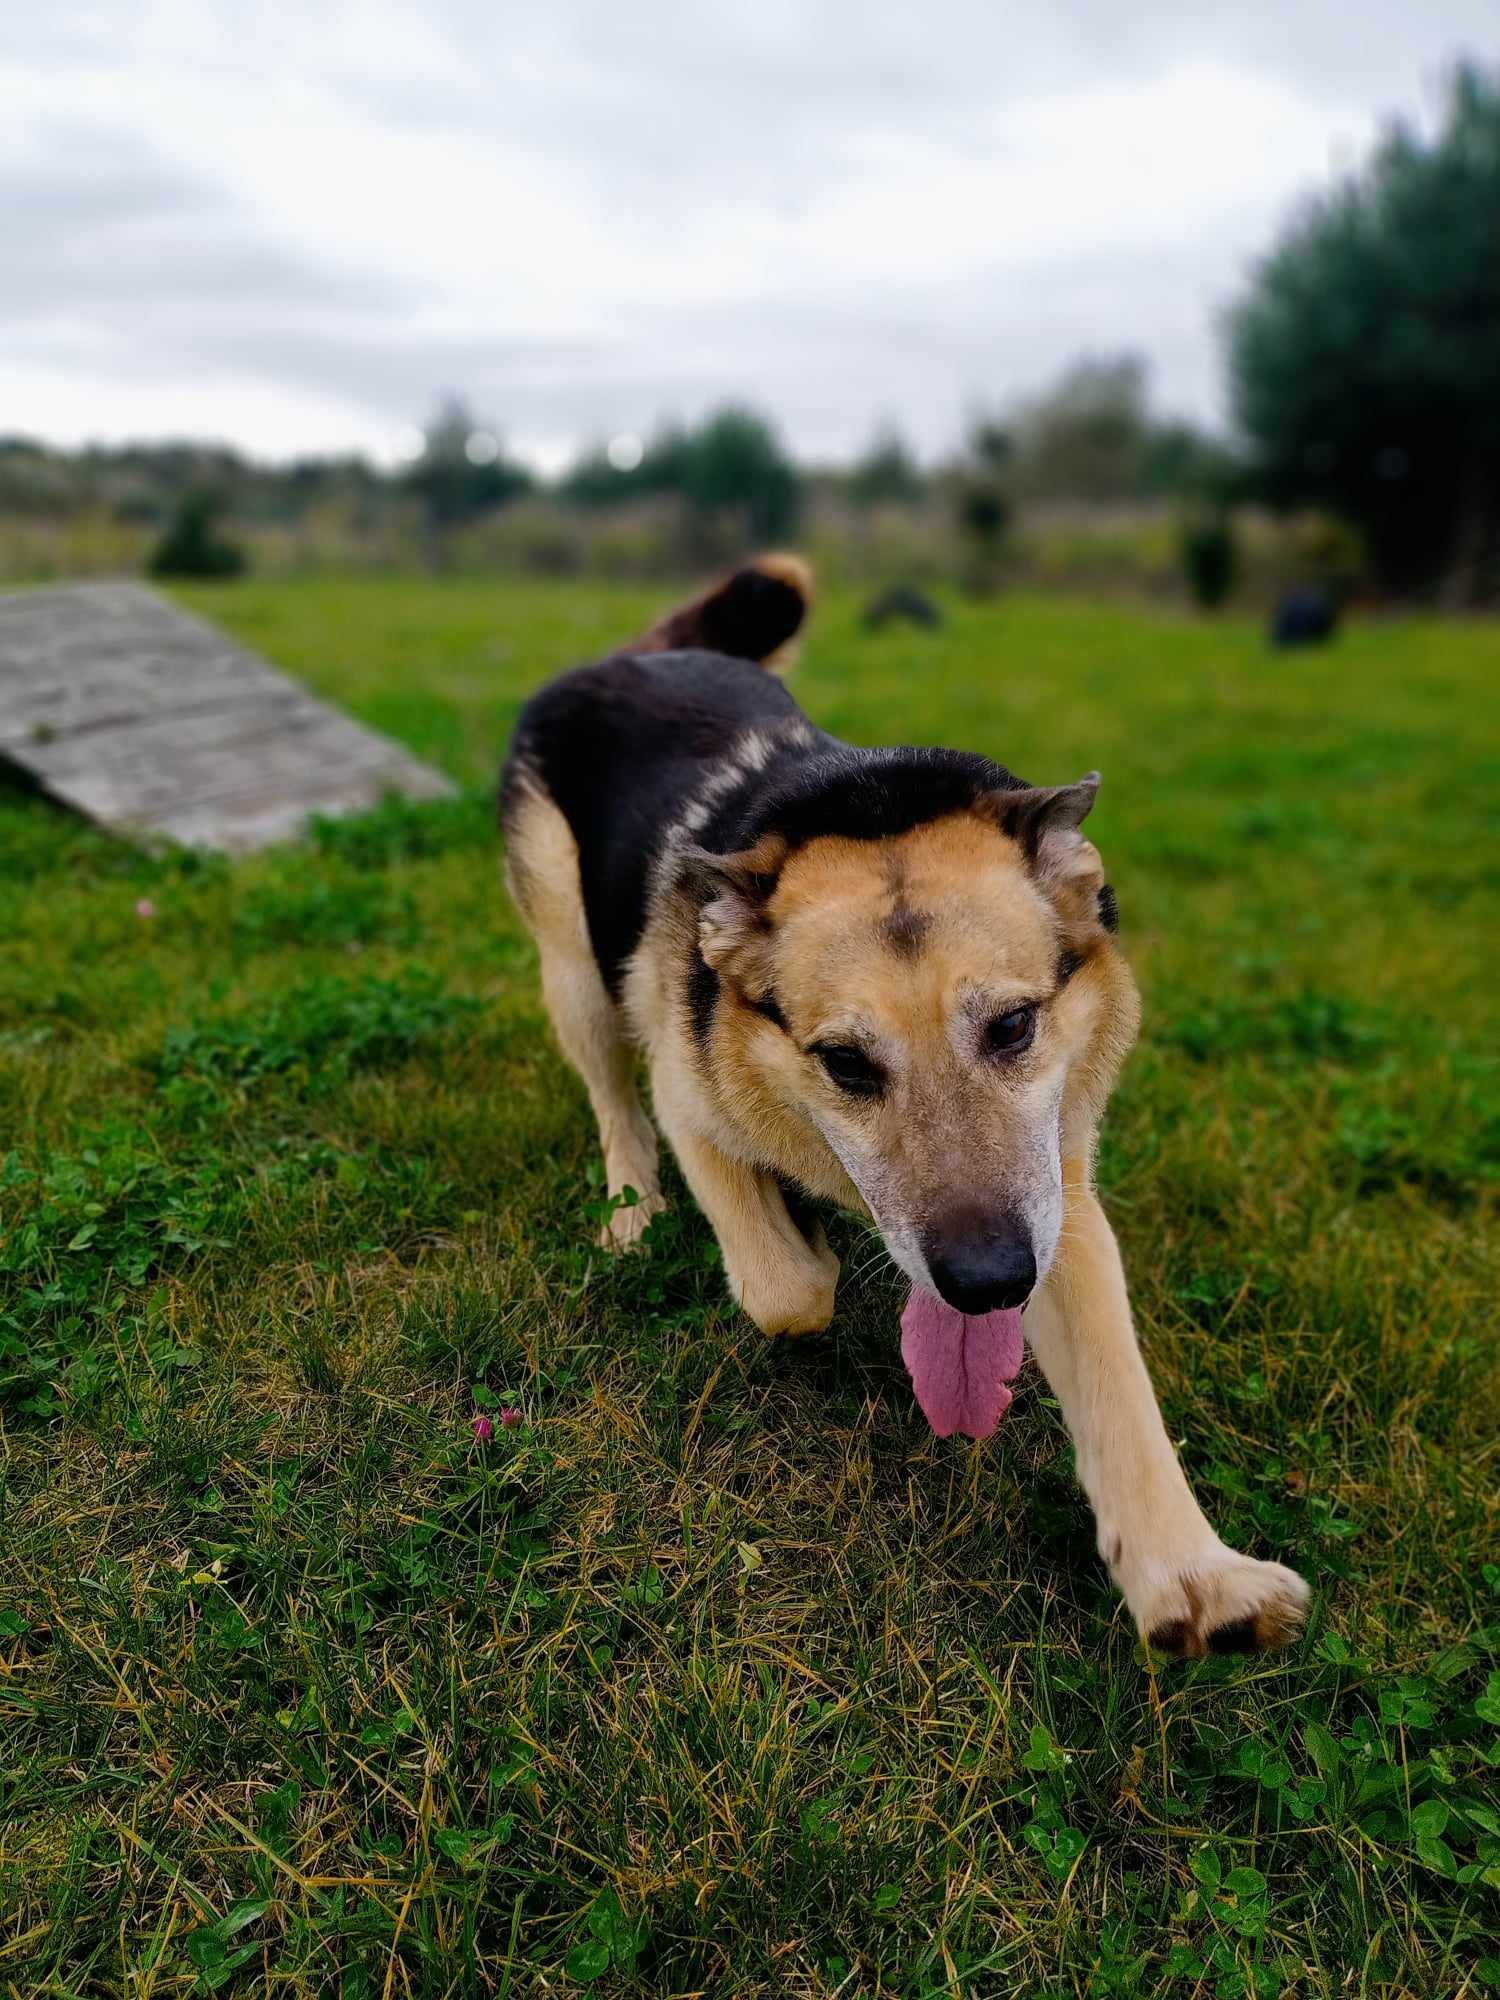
679, 832, 788, 977
976, 772, 1105, 904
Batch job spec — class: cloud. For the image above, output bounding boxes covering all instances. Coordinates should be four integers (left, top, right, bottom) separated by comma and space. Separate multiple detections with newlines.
1, 1, 1492, 465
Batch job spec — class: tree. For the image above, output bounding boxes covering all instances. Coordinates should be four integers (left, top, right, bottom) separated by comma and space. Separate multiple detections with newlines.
848, 422, 924, 508
677, 407, 801, 542
558, 425, 691, 510
404, 396, 531, 563
1009, 355, 1150, 503
1228, 64, 1500, 601
558, 444, 640, 510
557, 407, 801, 546
1137, 421, 1244, 508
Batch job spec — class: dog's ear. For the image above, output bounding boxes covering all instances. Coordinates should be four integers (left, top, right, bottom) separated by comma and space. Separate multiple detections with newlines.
979, 772, 1099, 854
976, 773, 1106, 907
679, 832, 788, 977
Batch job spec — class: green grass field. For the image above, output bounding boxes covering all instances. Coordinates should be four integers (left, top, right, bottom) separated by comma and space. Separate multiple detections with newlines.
2, 579, 1497, 1998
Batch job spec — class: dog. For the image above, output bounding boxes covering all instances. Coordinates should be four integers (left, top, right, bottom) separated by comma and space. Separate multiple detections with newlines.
501, 557, 1309, 1659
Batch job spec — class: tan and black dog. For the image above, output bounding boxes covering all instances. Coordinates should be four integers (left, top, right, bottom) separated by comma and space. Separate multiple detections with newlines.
501, 557, 1309, 1658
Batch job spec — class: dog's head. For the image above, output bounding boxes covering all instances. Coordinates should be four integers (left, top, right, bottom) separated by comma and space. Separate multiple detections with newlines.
689, 778, 1137, 1308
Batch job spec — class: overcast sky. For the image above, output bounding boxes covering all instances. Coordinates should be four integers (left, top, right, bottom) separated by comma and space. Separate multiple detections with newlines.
2, 2, 1492, 472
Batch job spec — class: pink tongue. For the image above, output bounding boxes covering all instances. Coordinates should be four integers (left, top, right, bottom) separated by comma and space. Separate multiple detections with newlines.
900, 1287, 1024, 1439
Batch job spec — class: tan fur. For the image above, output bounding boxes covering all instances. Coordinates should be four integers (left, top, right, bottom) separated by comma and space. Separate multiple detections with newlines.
623, 908, 854, 1332
1024, 1180, 1310, 1654
505, 781, 665, 1246
507, 577, 1308, 1657
749, 550, 814, 599
665, 813, 1132, 1273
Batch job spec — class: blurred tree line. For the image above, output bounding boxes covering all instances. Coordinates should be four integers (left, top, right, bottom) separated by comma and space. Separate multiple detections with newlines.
3, 64, 1494, 604
0, 401, 804, 579
560, 406, 800, 543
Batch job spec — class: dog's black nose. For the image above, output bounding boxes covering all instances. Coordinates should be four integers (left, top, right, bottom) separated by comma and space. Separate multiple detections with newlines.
924, 1212, 1036, 1315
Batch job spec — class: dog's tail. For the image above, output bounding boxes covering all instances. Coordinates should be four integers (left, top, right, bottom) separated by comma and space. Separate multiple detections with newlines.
630, 552, 813, 673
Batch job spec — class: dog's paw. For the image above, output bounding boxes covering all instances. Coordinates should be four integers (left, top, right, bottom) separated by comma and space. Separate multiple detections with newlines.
1127, 1544, 1310, 1660
731, 1240, 839, 1337
598, 1186, 667, 1252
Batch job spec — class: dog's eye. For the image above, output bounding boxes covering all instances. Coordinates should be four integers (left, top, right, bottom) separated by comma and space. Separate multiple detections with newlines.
812, 1043, 885, 1097
985, 1004, 1037, 1055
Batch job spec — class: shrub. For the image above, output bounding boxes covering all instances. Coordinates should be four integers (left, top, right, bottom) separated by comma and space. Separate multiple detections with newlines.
956, 484, 1012, 594
147, 492, 247, 579
1180, 516, 1238, 609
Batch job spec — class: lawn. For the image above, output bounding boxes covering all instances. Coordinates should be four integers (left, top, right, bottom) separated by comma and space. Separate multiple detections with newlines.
1, 577, 1496, 1999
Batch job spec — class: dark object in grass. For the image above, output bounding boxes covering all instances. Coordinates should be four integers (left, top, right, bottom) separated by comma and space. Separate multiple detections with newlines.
148, 491, 246, 580
863, 585, 942, 632
1271, 586, 1340, 648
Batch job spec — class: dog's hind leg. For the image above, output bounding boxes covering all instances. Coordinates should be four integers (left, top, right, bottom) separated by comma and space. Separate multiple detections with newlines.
504, 785, 664, 1248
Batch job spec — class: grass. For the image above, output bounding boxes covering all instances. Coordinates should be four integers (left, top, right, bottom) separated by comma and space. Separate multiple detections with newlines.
1, 576, 1497, 1998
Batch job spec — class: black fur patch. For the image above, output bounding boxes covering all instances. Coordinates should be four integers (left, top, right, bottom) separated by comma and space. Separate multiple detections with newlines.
1098, 883, 1119, 933
1056, 947, 1085, 986
1208, 1617, 1260, 1656
709, 745, 1026, 855
501, 650, 810, 995
881, 904, 932, 957
747, 989, 787, 1030
687, 952, 719, 1045
691, 570, 806, 663
1147, 1619, 1191, 1657
993, 792, 1044, 859
501, 648, 1037, 1000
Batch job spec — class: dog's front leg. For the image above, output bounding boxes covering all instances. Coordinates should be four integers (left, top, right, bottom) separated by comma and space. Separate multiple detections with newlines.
1024, 1179, 1309, 1658
659, 1113, 838, 1336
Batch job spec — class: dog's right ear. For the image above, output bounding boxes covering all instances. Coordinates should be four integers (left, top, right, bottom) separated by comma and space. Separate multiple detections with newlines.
679, 832, 787, 976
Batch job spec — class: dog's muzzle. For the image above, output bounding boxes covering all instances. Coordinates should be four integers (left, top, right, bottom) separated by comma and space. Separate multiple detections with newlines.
922, 1207, 1037, 1315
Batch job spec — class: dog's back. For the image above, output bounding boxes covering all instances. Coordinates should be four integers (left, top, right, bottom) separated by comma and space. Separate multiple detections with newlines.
501, 556, 818, 995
